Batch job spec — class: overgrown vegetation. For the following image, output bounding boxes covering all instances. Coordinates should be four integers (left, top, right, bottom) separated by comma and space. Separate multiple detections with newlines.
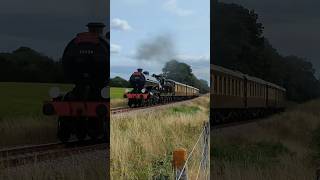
0, 150, 107, 180
213, 2, 320, 102
211, 99, 320, 179
111, 95, 209, 179
168, 106, 200, 115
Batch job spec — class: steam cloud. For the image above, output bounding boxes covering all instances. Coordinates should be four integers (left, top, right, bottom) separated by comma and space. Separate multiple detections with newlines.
135, 34, 176, 62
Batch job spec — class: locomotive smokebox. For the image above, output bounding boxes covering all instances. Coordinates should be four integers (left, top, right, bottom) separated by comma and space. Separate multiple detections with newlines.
87, 22, 105, 36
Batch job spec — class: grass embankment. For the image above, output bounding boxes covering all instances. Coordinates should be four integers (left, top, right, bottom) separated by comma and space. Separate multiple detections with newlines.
111, 95, 209, 179
211, 99, 320, 179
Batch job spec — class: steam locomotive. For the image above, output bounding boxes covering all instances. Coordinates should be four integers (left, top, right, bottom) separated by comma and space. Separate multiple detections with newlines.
125, 68, 200, 107
43, 23, 109, 142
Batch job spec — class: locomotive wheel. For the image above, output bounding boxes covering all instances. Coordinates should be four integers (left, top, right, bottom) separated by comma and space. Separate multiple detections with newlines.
102, 116, 109, 143
128, 100, 133, 107
57, 117, 71, 143
88, 118, 99, 140
76, 118, 87, 141
143, 99, 148, 106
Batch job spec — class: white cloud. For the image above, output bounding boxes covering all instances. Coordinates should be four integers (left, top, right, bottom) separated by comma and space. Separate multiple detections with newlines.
111, 44, 122, 54
111, 18, 132, 31
163, 0, 194, 17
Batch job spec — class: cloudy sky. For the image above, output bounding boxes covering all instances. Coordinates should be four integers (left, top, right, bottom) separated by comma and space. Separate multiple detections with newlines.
221, 0, 320, 76
111, 0, 210, 82
0, 0, 109, 59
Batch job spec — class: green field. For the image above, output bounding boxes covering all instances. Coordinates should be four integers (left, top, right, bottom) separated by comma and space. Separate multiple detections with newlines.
110, 87, 129, 99
0, 82, 73, 118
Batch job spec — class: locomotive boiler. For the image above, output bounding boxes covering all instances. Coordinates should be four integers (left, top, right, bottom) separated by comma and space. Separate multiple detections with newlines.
43, 23, 109, 142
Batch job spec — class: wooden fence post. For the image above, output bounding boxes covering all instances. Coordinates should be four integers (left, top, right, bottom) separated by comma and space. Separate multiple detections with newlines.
173, 148, 188, 180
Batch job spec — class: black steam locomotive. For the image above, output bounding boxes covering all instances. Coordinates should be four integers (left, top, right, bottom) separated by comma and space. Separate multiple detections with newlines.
43, 23, 109, 142
125, 69, 200, 107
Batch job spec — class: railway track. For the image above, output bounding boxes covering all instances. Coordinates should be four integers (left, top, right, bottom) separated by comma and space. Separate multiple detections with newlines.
111, 98, 200, 115
212, 119, 258, 129
0, 140, 107, 169
211, 114, 279, 130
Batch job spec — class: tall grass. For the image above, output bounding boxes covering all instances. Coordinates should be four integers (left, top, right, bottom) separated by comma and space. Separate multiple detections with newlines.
0, 116, 58, 148
211, 99, 320, 179
0, 150, 108, 180
111, 99, 127, 108
110, 95, 209, 179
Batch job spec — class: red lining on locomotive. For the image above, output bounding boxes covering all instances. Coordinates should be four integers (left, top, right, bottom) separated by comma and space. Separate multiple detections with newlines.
44, 101, 109, 117
75, 32, 99, 44
126, 93, 149, 99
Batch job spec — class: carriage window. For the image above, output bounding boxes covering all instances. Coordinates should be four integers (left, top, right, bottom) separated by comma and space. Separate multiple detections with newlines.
231, 79, 234, 96
228, 78, 230, 95
240, 81, 242, 96
219, 76, 222, 95
223, 77, 226, 95
254, 84, 257, 97
235, 80, 238, 96
238, 81, 240, 96
234, 80, 237, 96
214, 75, 217, 94
259, 85, 261, 97
255, 84, 257, 97
251, 83, 253, 97
237, 80, 239, 96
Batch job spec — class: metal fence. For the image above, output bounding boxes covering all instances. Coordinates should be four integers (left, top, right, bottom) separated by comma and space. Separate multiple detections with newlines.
173, 121, 210, 180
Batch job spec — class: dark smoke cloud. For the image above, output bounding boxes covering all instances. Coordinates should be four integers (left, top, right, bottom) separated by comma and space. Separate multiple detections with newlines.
135, 34, 176, 62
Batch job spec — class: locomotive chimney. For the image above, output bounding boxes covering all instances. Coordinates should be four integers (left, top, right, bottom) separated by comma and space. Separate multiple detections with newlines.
87, 22, 105, 36
137, 68, 143, 73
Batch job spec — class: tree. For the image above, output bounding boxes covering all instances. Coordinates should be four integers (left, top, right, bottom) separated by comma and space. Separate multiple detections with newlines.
110, 76, 130, 87
0, 47, 64, 83
162, 60, 209, 94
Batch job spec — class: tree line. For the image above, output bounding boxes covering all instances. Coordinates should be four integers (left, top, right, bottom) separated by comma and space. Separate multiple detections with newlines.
213, 2, 320, 102
0, 47, 209, 93
0, 47, 64, 83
